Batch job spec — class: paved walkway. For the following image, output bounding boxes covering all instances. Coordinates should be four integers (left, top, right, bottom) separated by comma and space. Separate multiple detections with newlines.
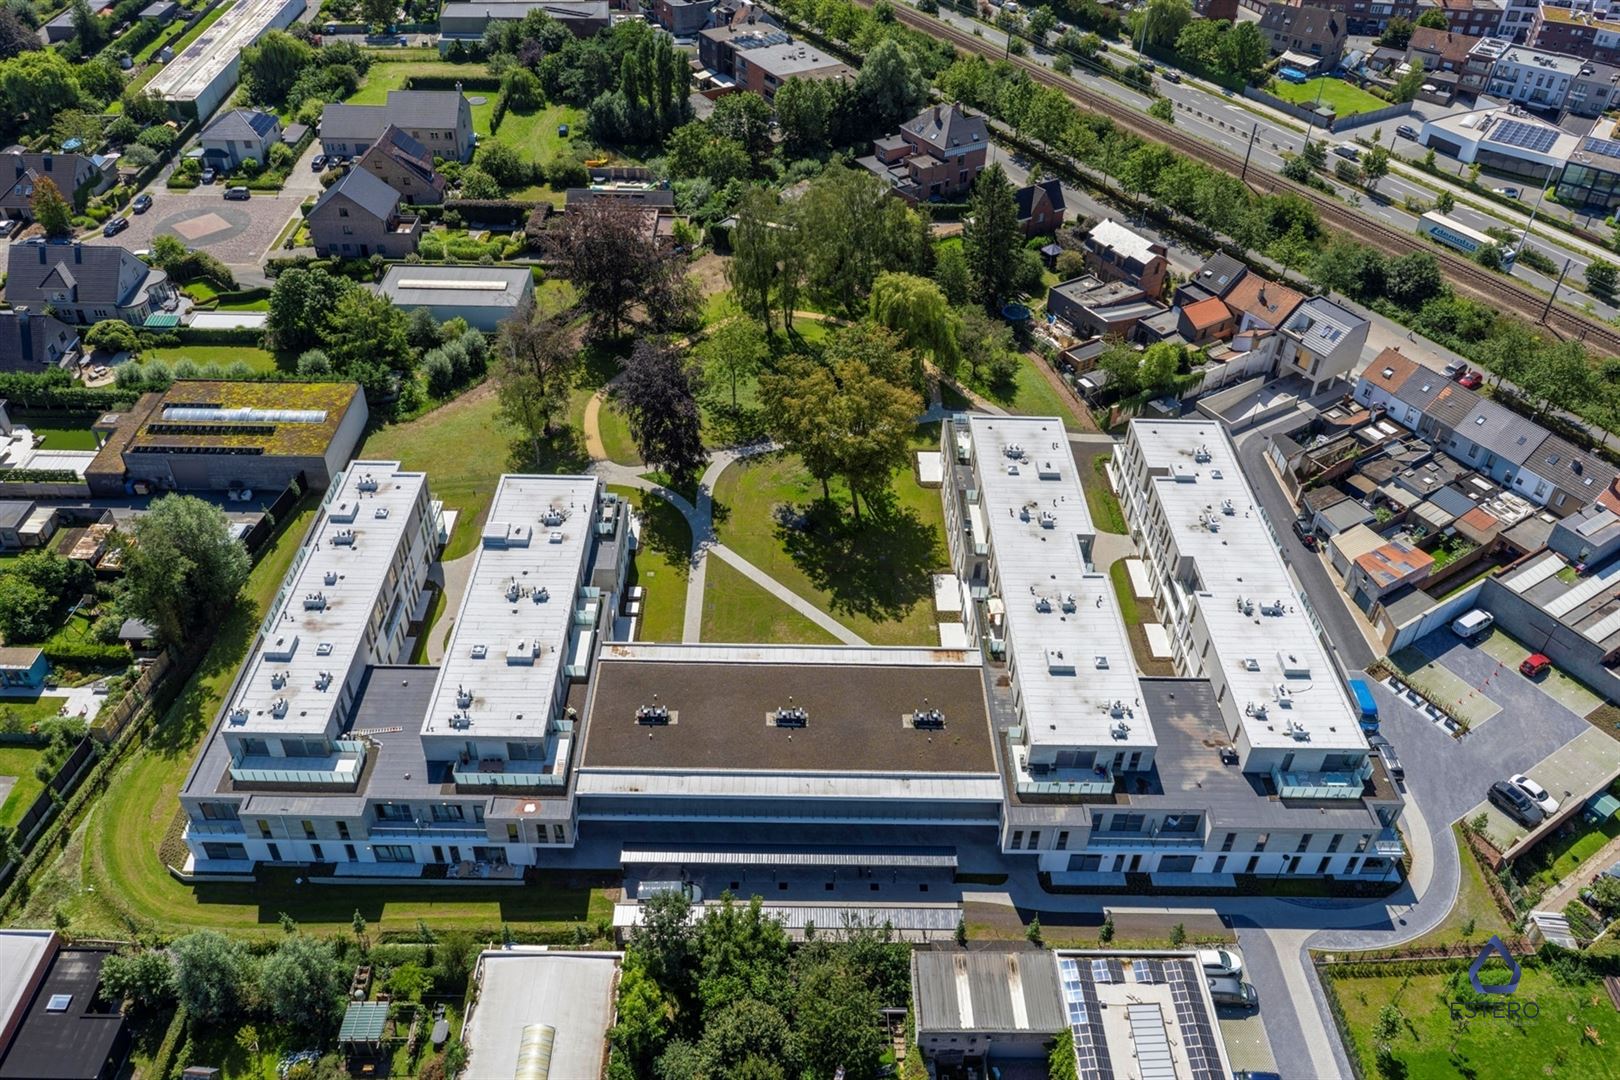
1541, 830, 1620, 913
423, 551, 476, 664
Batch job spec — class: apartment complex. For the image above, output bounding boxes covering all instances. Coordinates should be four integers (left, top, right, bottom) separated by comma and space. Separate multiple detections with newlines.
942, 416, 1404, 880
1529, 2, 1620, 62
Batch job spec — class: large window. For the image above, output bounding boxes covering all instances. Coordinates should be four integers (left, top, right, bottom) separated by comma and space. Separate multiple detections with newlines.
375, 845, 415, 862
203, 843, 247, 860
375, 804, 413, 822
431, 804, 465, 822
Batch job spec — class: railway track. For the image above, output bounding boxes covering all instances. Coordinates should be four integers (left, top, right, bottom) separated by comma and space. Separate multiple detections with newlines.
871, 0, 1620, 355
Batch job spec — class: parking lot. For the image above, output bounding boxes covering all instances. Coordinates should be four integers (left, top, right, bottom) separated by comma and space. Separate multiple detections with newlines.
1460, 728, 1620, 851
1364, 626, 1599, 828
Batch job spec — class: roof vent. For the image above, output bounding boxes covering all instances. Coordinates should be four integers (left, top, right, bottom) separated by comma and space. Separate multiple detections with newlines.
324, 571, 338, 586
356, 472, 378, 492
331, 529, 356, 547
549, 530, 564, 544
773, 704, 808, 727
1094, 654, 1110, 669
374, 506, 390, 519
637, 703, 672, 725
316, 642, 334, 656
304, 592, 326, 610
315, 671, 332, 691
470, 644, 488, 659
1243, 657, 1261, 671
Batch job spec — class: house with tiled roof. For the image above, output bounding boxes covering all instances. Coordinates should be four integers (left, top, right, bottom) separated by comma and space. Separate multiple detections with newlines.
320, 91, 476, 163
0, 308, 79, 372
199, 109, 282, 171
856, 103, 989, 203
5, 241, 178, 326
1349, 538, 1434, 611
0, 152, 113, 221
357, 125, 446, 205
1276, 295, 1368, 394
1176, 295, 1236, 345
1223, 272, 1304, 355
308, 168, 421, 259
1082, 219, 1168, 299
1013, 179, 1065, 236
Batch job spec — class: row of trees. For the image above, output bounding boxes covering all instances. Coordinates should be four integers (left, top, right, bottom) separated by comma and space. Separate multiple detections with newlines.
241, 32, 371, 122
608, 892, 911, 1080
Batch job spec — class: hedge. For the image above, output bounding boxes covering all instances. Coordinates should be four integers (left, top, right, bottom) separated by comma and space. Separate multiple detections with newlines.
148, 1006, 189, 1080
0, 469, 84, 483
42, 642, 132, 666
404, 74, 501, 92
444, 198, 540, 226
0, 379, 134, 411
172, 326, 264, 346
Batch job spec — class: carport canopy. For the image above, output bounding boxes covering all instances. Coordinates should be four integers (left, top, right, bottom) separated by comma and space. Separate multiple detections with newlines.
1587, 791, 1620, 822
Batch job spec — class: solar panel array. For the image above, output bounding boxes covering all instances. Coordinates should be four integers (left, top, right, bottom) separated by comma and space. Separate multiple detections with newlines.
1164, 960, 1227, 1080
1490, 119, 1559, 153
1058, 957, 1116, 1080
1584, 136, 1620, 159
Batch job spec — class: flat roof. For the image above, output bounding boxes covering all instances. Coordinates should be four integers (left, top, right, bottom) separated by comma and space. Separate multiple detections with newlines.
913, 949, 1066, 1035
378, 264, 533, 309
966, 415, 1154, 753
732, 40, 853, 79
225, 462, 427, 736
0, 932, 55, 1038
1127, 420, 1366, 753
581, 647, 995, 774
462, 950, 619, 1080
148, 0, 305, 104
421, 475, 601, 742
1054, 951, 1234, 1080
0, 948, 124, 1080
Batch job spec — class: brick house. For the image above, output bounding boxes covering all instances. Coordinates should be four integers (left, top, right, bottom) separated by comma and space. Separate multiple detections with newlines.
357, 125, 447, 205
1014, 179, 1067, 236
308, 168, 421, 259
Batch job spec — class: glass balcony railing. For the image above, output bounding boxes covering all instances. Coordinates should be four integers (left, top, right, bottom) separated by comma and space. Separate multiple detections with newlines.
229, 740, 366, 786
1273, 759, 1372, 800
1010, 736, 1114, 797
451, 766, 565, 789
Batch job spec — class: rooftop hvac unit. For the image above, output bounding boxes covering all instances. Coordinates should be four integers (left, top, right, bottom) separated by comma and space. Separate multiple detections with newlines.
456, 685, 473, 708
1111, 719, 1130, 739
228, 707, 248, 725
534, 586, 550, 604
356, 473, 379, 492
1260, 598, 1286, 616
914, 705, 945, 729
774, 705, 808, 727
1245, 701, 1268, 719
270, 698, 288, 718
324, 571, 338, 586
1061, 592, 1078, 613
1038, 510, 1057, 529
1194, 445, 1212, 463
270, 670, 288, 689
332, 529, 356, 547
636, 703, 672, 725
449, 710, 471, 729
542, 508, 564, 526
304, 592, 326, 610
1005, 443, 1025, 459
315, 671, 332, 691
1034, 596, 1052, 613
1222, 499, 1235, 515
1109, 699, 1127, 718
506, 579, 521, 602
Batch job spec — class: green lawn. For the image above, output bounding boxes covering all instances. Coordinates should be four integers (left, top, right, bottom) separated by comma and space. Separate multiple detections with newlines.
1087, 455, 1127, 534
1517, 801, 1620, 890
12, 412, 98, 451
0, 745, 49, 831
609, 486, 690, 643
134, 0, 226, 63
598, 398, 641, 466
1267, 76, 1388, 119
710, 428, 948, 646
967, 352, 1084, 430
141, 345, 289, 373
1397, 824, 1514, 952
701, 558, 837, 645
490, 102, 588, 167
1331, 960, 1620, 1079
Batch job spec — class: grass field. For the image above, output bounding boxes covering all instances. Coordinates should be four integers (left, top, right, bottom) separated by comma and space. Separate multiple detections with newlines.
142, 345, 289, 373
1331, 960, 1620, 1079
710, 428, 947, 646
598, 398, 641, 466
12, 412, 98, 451
967, 352, 1085, 430
1518, 801, 1620, 890
700, 558, 837, 645
1087, 455, 1127, 533
609, 486, 690, 644
0, 745, 49, 831
1267, 77, 1388, 118
1398, 824, 1514, 951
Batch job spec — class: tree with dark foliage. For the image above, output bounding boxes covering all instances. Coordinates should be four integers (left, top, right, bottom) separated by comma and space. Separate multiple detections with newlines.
962, 163, 1023, 309
618, 338, 706, 486
548, 199, 695, 337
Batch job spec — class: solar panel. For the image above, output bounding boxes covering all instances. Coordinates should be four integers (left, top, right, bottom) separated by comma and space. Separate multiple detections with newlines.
1585, 136, 1620, 159
1491, 119, 1559, 153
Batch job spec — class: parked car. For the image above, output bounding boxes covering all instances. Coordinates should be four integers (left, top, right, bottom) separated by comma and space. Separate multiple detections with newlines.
1451, 608, 1494, 641
1519, 652, 1552, 678
1444, 359, 1468, 379
102, 216, 128, 237
311, 154, 327, 171
1197, 948, 1243, 978
1206, 975, 1258, 1008
1493, 186, 1522, 199
1489, 779, 1543, 826
131, 193, 152, 214
200, 167, 217, 184
1334, 144, 1362, 160
223, 186, 250, 201
1458, 369, 1483, 389
1291, 518, 1319, 550
1161, 69, 1181, 83
1511, 773, 1560, 816
0, 219, 18, 238
1368, 733, 1403, 781
1397, 124, 1419, 140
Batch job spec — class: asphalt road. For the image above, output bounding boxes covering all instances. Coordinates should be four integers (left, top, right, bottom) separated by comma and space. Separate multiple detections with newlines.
910, 0, 1619, 318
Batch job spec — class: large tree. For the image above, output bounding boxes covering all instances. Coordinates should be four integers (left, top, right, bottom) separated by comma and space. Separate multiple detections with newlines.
962, 163, 1023, 309
869, 271, 960, 383
323, 287, 413, 396
0, 8, 40, 60
772, 76, 831, 158
617, 338, 707, 486
759, 353, 843, 505
99, 951, 176, 1013
123, 496, 250, 646
548, 199, 685, 337
242, 30, 314, 106
171, 931, 249, 1023
495, 299, 579, 459
260, 935, 344, 1028
1, 50, 79, 124
794, 165, 929, 316
726, 187, 782, 330
698, 314, 766, 408
29, 177, 70, 237
267, 267, 354, 352
854, 38, 928, 131
709, 91, 773, 170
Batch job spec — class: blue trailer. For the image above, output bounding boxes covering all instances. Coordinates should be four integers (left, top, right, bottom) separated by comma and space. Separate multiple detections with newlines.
1348, 678, 1379, 732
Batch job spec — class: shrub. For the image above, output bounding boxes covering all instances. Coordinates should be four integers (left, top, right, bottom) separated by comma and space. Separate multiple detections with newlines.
136, 125, 177, 153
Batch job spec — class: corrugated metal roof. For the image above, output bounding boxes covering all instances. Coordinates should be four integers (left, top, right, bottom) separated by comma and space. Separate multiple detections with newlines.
912, 950, 1066, 1034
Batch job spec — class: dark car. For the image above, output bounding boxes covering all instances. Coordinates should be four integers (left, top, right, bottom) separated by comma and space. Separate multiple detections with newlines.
1161, 70, 1181, 83
131, 193, 152, 214
1489, 779, 1543, 826
200, 167, 217, 185
223, 186, 250, 201
102, 216, 128, 237
311, 154, 327, 171
1397, 125, 1418, 140
1368, 733, 1403, 781
1291, 518, 1319, 550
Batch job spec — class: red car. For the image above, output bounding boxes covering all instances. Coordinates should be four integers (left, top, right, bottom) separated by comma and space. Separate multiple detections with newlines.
1519, 653, 1551, 678
1458, 369, 1484, 389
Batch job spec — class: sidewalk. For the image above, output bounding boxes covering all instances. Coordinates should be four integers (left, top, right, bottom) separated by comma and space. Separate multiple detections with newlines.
1539, 830, 1620, 912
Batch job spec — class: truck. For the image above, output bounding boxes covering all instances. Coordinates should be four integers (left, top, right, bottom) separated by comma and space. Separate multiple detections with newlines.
1348, 678, 1379, 732
1418, 211, 1516, 266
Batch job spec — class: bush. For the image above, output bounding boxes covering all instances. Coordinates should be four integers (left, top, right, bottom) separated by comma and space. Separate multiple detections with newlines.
84, 320, 140, 353
136, 125, 177, 153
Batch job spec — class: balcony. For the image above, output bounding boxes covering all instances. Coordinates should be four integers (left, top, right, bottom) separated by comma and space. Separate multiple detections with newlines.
230, 740, 366, 788
1273, 758, 1372, 800
1087, 833, 1205, 848
186, 819, 245, 835
371, 822, 489, 838
451, 764, 565, 789
1372, 828, 1405, 858
1010, 739, 1114, 798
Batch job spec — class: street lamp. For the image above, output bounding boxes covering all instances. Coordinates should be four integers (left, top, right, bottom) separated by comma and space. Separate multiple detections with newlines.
1513, 161, 1558, 267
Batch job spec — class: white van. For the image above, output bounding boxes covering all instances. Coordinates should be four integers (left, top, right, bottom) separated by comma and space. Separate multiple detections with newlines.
638, 880, 703, 903
1451, 609, 1494, 640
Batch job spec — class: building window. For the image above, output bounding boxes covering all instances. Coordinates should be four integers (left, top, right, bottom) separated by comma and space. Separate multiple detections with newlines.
1255, 832, 1269, 852
302, 820, 316, 839
375, 845, 414, 863
1011, 830, 1024, 849
1057, 831, 1069, 850
311, 843, 324, 861
337, 821, 350, 839
1328, 833, 1342, 853
1029, 831, 1041, 849
431, 804, 465, 822
1297, 833, 1313, 852
506, 823, 520, 842
1221, 832, 1236, 851
1356, 833, 1371, 853
1213, 855, 1226, 874
552, 824, 565, 843
257, 819, 271, 838
376, 803, 413, 822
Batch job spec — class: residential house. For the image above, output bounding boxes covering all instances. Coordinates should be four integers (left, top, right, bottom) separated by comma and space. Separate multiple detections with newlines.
1195, 0, 1239, 17
307, 167, 421, 259
1081, 219, 1168, 298
0, 647, 47, 690
857, 103, 989, 203
357, 125, 447, 205
319, 91, 477, 164
1044, 275, 1167, 340
1419, 0, 1505, 37
42, 9, 75, 42
1529, 3, 1620, 64
140, 0, 181, 20
0, 153, 113, 220
1557, 114, 1620, 209
1222, 269, 1304, 357
5, 242, 177, 327
1524, 432, 1620, 514
1348, 539, 1435, 611
1275, 295, 1369, 393
198, 108, 282, 172
1176, 296, 1237, 345
1013, 179, 1066, 236
0, 308, 79, 372
697, 23, 853, 99
1408, 27, 1491, 93
377, 265, 534, 332
1184, 252, 1249, 299
1294, 0, 1420, 36
439, 1, 610, 42
1260, 3, 1349, 67
1484, 45, 1620, 115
